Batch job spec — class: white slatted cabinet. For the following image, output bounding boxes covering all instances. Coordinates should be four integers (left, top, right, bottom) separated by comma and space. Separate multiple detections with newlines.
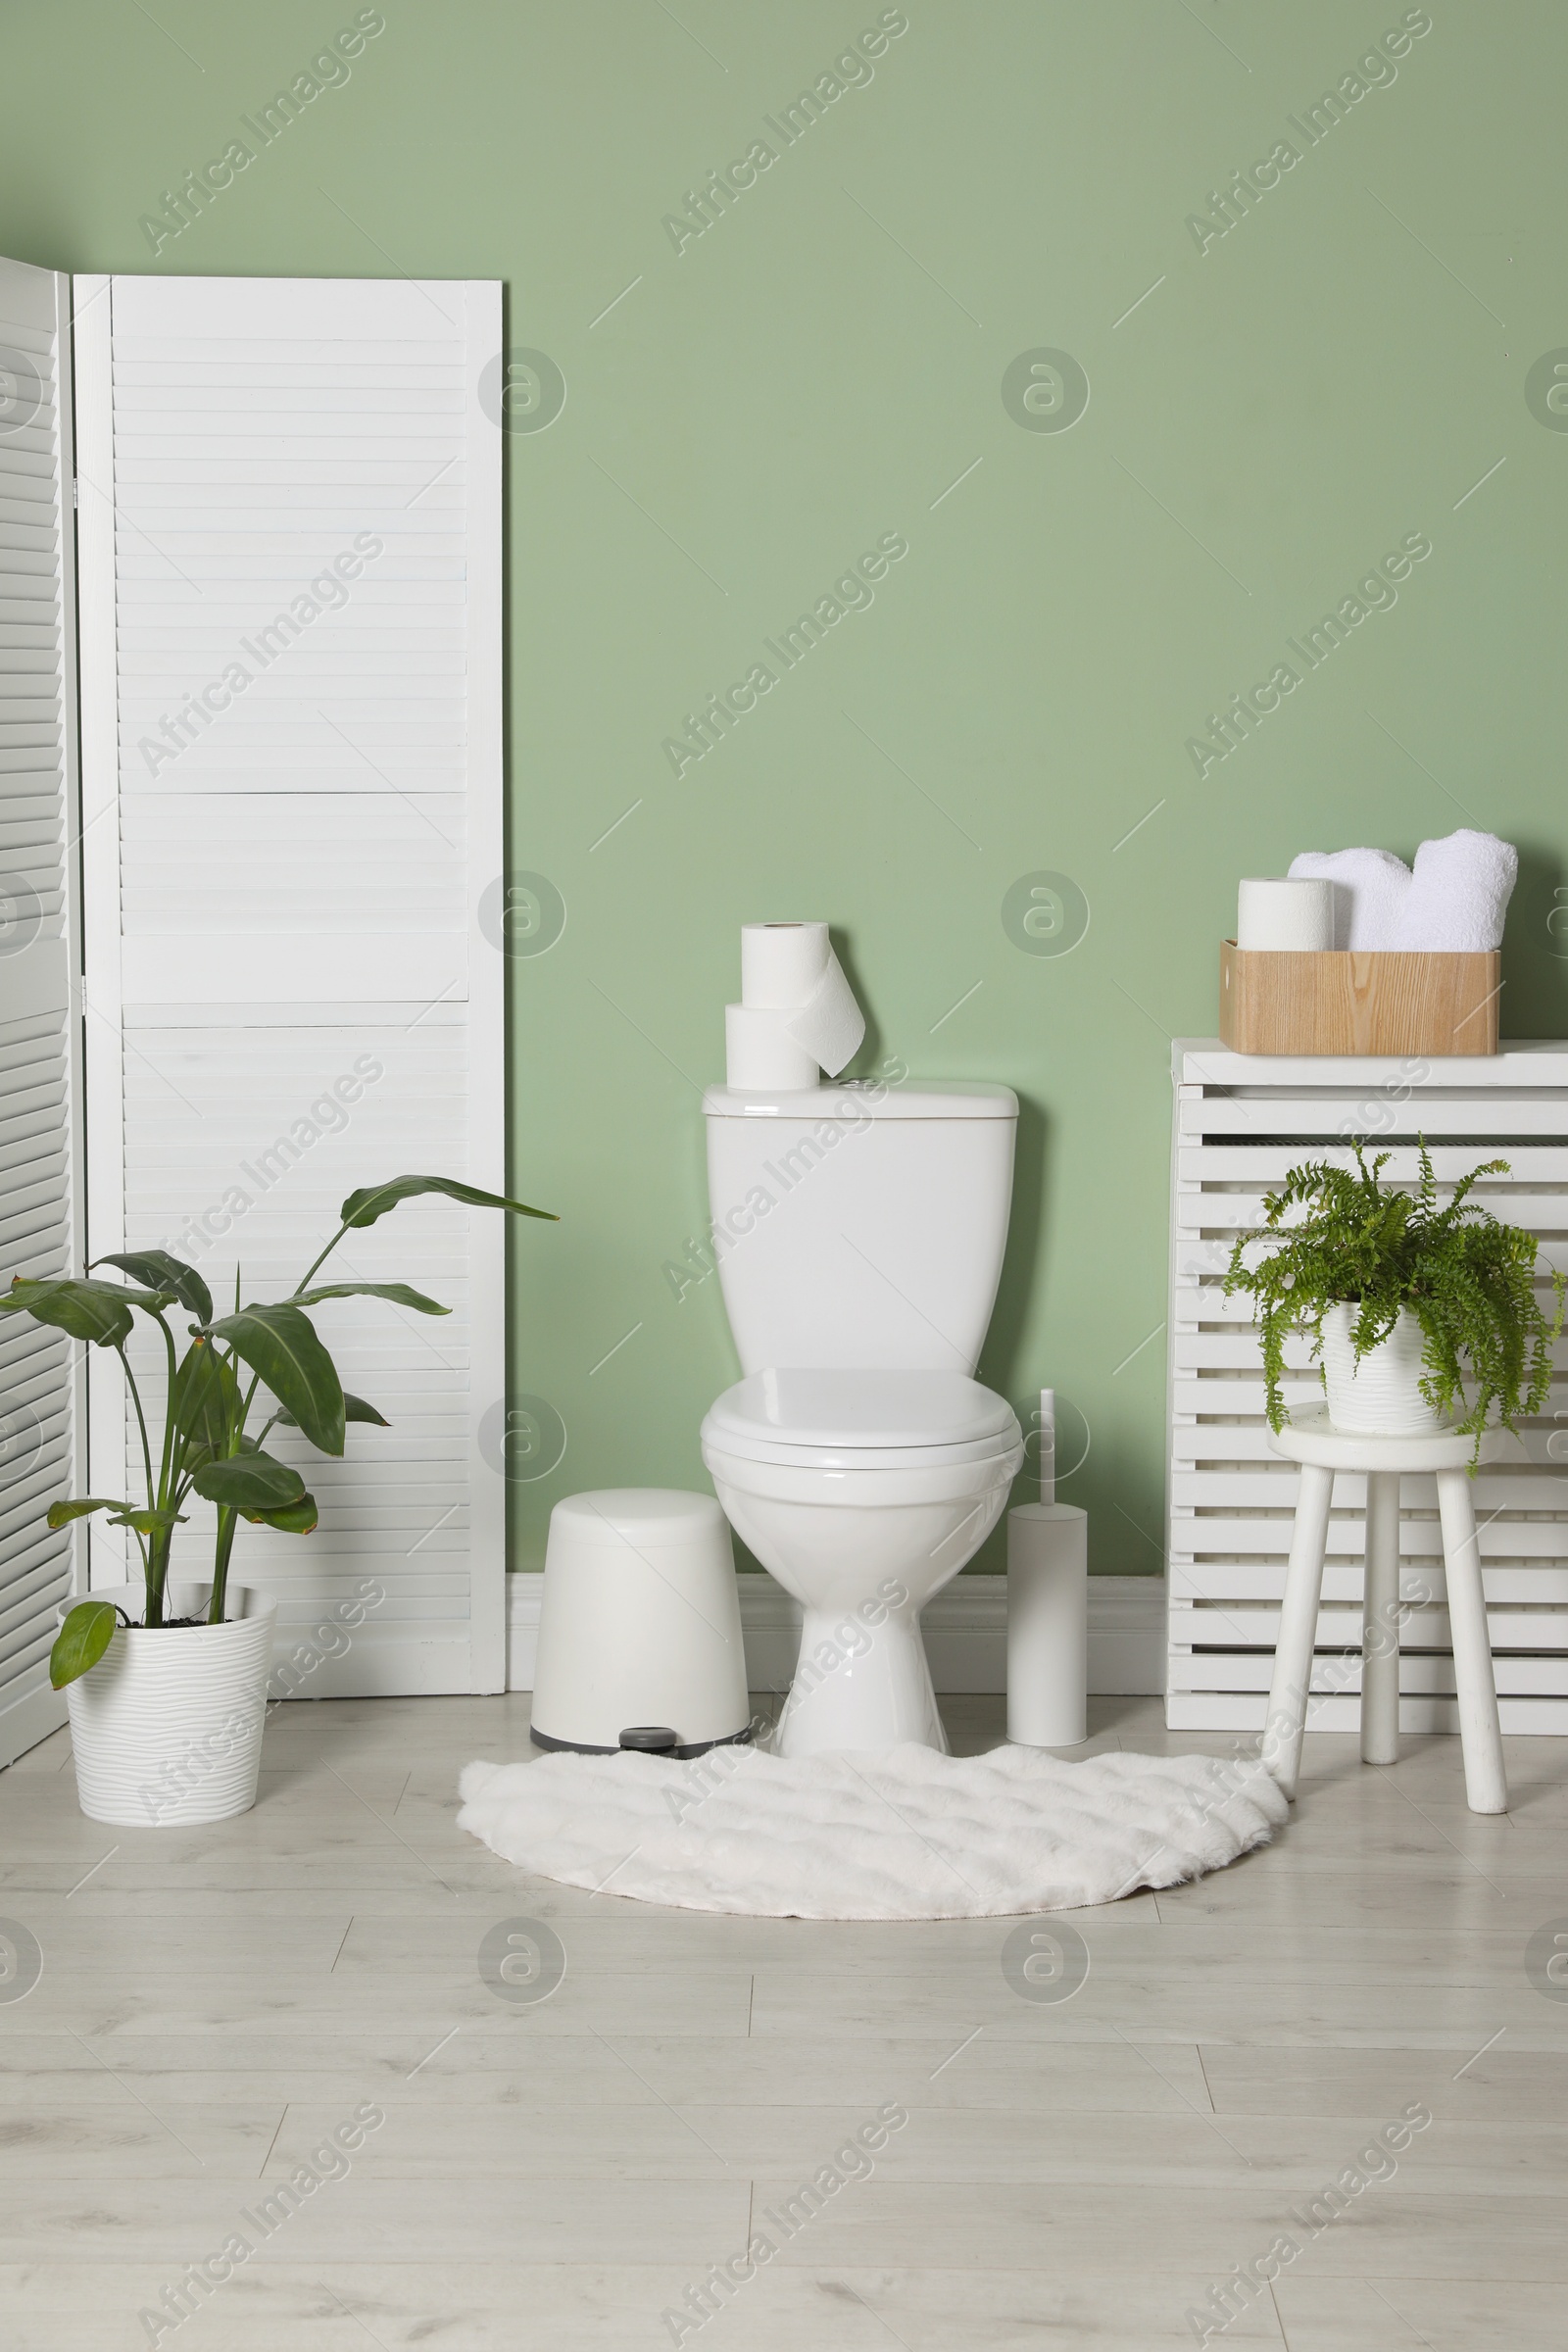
1167, 1043, 1568, 1733
0, 256, 86, 1766
74, 274, 505, 1695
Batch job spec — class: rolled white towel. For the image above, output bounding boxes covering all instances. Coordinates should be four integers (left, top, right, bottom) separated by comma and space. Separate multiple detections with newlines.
1389, 829, 1517, 953
1286, 847, 1412, 950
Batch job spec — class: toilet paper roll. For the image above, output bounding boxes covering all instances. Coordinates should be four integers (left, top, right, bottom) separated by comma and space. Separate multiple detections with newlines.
741, 922, 831, 1007
739, 919, 866, 1077
784, 955, 865, 1076
1006, 1503, 1088, 1748
724, 1004, 820, 1092
1236, 876, 1336, 952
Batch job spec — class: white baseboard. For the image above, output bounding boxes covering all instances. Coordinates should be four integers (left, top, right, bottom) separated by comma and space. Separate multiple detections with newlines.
506, 1573, 1165, 1698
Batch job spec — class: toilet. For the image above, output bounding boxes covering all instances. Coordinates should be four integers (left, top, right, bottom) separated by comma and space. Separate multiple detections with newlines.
698, 1076, 1024, 1755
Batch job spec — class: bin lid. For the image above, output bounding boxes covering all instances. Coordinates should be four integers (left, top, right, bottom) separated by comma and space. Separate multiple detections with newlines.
549, 1489, 725, 1544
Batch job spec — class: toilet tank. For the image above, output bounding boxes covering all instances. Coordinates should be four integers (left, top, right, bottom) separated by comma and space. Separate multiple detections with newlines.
702, 1079, 1017, 1373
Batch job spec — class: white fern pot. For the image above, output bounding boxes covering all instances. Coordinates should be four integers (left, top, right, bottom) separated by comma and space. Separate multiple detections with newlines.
1319, 1303, 1446, 1435
61, 1580, 276, 1827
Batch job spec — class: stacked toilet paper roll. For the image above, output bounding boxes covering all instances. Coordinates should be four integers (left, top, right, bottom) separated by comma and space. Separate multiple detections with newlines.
725, 922, 866, 1091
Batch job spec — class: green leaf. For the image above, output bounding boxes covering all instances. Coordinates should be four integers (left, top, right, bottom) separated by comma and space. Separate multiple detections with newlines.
92, 1250, 214, 1325
207, 1302, 345, 1457
276, 1393, 389, 1431
50, 1599, 122, 1689
338, 1174, 557, 1228
171, 1337, 241, 1466
293, 1281, 450, 1316
239, 1493, 318, 1535
46, 1496, 133, 1529
106, 1507, 186, 1535
2, 1277, 136, 1348
192, 1450, 307, 1510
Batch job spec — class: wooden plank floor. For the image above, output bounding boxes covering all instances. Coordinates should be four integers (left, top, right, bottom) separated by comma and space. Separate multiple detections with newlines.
1, 1691, 1565, 2349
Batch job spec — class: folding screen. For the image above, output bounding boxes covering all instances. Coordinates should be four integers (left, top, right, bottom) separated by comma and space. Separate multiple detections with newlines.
74, 273, 505, 1694
0, 256, 85, 1765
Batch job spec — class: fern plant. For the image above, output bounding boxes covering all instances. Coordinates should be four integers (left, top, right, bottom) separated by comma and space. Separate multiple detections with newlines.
1223, 1140, 1562, 1451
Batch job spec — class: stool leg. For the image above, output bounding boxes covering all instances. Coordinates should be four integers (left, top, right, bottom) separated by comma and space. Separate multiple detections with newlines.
1361, 1471, 1401, 1766
1263, 1462, 1334, 1799
1436, 1468, 1507, 1815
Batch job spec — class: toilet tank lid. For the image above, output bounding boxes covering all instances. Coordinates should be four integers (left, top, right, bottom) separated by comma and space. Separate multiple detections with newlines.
703, 1080, 1018, 1119
706, 1368, 1018, 1450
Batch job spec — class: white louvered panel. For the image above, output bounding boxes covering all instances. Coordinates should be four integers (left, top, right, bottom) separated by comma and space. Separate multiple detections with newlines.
1174, 1545, 1568, 1585
1172, 1468, 1568, 1513
1170, 1604, 1568, 1653
117, 1020, 472, 1621
76, 274, 503, 1696
0, 255, 85, 1765
1179, 1093, 1568, 1140
1166, 1047, 1568, 1734
120, 797, 466, 931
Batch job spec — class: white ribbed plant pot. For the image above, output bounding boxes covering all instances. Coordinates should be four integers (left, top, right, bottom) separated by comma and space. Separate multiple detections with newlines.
60, 1581, 276, 1827
1319, 1302, 1446, 1435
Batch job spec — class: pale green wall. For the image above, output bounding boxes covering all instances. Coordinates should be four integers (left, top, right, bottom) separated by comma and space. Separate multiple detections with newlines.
6, 1, 1566, 1573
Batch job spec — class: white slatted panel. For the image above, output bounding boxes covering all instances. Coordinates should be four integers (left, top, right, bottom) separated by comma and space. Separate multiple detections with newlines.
75, 275, 504, 1695
1167, 1047, 1568, 1733
0, 256, 85, 1765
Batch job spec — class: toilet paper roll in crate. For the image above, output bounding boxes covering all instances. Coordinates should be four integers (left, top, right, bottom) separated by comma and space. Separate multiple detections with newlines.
1236, 877, 1335, 952
1006, 1389, 1088, 1746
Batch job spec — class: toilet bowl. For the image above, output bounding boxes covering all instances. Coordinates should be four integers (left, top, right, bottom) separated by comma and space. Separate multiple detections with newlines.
701, 1369, 1023, 1756
702, 1075, 1022, 1756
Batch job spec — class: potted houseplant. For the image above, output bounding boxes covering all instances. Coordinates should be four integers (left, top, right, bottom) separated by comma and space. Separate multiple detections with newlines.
1224, 1140, 1561, 1449
1, 1173, 554, 1825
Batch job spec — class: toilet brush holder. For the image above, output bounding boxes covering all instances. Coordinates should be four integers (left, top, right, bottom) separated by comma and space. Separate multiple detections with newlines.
1006, 1389, 1088, 1747
1007, 1505, 1088, 1746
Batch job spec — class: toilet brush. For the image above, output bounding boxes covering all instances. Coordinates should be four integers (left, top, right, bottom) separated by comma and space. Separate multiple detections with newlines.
1006, 1388, 1089, 1746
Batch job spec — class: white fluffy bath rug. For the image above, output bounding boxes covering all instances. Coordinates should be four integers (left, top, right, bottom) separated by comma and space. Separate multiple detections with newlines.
456, 1742, 1286, 1920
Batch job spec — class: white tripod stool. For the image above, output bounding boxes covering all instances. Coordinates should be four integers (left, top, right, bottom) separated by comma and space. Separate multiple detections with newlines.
1264, 1407, 1507, 1815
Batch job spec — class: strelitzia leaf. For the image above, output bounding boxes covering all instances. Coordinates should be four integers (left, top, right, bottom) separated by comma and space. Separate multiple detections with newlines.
106, 1507, 186, 1535
275, 1393, 389, 1430
192, 1450, 308, 1510
46, 1496, 133, 1529
206, 1303, 345, 1458
50, 1599, 122, 1689
3, 1277, 138, 1348
338, 1174, 556, 1228
92, 1250, 214, 1326
239, 1494, 318, 1535
293, 1281, 449, 1316
172, 1337, 240, 1465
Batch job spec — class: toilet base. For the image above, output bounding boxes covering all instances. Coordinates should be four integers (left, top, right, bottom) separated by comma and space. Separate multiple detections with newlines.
772, 1602, 950, 1758
705, 1437, 1023, 1759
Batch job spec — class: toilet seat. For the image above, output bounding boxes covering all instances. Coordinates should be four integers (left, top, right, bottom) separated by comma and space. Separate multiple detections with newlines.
701, 1366, 1019, 1471
702, 1443, 1022, 1509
